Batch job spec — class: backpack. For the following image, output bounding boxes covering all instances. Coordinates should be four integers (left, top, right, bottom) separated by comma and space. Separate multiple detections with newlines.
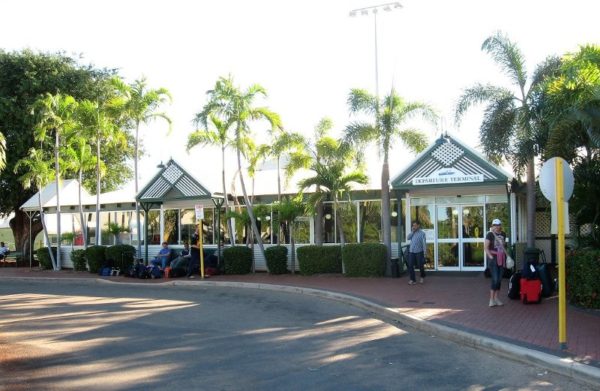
136, 263, 150, 279
150, 265, 162, 279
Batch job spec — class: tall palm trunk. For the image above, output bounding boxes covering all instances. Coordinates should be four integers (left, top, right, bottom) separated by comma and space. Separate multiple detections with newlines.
526, 156, 536, 247
335, 200, 346, 274
236, 147, 265, 267
315, 185, 324, 246
381, 159, 392, 275
78, 168, 88, 250
222, 146, 235, 245
135, 124, 142, 257
39, 193, 57, 270
54, 130, 61, 270
95, 131, 101, 246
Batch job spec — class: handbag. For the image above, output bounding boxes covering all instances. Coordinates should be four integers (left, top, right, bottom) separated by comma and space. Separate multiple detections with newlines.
506, 254, 515, 269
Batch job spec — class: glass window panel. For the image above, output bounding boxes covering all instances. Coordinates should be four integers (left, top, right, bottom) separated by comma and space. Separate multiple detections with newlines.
410, 197, 435, 206
409, 204, 434, 231
437, 206, 458, 239
146, 210, 160, 245
462, 206, 484, 239
293, 217, 310, 244
181, 209, 196, 244
391, 199, 399, 242
486, 202, 510, 237
463, 242, 485, 267
323, 203, 335, 243
438, 242, 458, 267
339, 202, 357, 243
359, 200, 381, 243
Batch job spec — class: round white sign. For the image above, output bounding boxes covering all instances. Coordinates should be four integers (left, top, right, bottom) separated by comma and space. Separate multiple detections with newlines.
539, 157, 574, 202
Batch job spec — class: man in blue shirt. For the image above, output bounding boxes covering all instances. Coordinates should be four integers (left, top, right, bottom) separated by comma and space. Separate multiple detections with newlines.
152, 242, 171, 269
407, 221, 427, 285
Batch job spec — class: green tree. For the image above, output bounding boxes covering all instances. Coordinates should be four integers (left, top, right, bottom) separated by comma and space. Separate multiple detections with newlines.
286, 118, 334, 245
14, 148, 57, 269
0, 50, 129, 260
544, 45, 600, 244
196, 75, 281, 261
455, 31, 561, 247
62, 136, 98, 249
345, 88, 436, 270
297, 134, 368, 255
32, 93, 78, 269
124, 77, 172, 256
188, 114, 237, 245
275, 197, 305, 273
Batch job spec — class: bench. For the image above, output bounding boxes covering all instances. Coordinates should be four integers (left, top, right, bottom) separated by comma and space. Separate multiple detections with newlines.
1, 252, 21, 267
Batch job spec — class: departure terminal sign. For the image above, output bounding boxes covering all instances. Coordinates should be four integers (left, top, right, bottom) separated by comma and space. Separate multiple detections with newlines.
412, 168, 483, 185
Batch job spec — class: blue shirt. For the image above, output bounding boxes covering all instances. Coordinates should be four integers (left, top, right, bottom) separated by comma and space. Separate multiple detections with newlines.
408, 229, 427, 253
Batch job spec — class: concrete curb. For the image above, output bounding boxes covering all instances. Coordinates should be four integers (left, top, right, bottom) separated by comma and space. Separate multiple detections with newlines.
4, 276, 600, 388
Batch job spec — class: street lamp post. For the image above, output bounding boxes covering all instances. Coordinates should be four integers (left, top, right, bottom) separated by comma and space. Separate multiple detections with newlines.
350, 2, 402, 100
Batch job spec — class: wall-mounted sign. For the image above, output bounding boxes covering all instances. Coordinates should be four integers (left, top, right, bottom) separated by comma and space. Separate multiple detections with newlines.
412, 168, 483, 186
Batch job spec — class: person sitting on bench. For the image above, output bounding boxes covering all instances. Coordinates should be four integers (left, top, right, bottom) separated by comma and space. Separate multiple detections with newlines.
151, 242, 171, 269
0, 242, 9, 260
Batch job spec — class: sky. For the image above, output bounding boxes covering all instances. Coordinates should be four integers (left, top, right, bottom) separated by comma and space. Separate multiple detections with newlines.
1, 0, 599, 194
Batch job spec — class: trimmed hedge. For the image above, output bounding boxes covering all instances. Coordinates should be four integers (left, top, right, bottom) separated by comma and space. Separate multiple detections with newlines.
223, 246, 252, 274
105, 244, 136, 271
297, 245, 342, 275
85, 246, 107, 274
342, 243, 386, 277
71, 249, 87, 271
265, 246, 288, 274
566, 249, 600, 309
36, 247, 56, 270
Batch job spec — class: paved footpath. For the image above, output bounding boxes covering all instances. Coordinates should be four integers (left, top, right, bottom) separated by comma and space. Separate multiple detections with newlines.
1, 267, 599, 386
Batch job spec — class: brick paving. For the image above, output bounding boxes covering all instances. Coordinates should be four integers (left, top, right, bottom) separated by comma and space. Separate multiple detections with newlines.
1, 267, 598, 367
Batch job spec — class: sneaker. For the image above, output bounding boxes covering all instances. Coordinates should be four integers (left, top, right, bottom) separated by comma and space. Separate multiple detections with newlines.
489, 299, 496, 307
494, 299, 504, 306
188, 275, 195, 279
408, 280, 416, 285
419, 278, 424, 284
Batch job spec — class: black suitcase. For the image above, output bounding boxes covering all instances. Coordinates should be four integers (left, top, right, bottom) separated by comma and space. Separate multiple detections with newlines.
508, 272, 521, 300
538, 262, 554, 297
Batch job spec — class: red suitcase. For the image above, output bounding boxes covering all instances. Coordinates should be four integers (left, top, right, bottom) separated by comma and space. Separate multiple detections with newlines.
520, 278, 542, 304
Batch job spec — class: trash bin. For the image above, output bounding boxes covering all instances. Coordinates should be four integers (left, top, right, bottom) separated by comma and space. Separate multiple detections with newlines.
390, 257, 400, 278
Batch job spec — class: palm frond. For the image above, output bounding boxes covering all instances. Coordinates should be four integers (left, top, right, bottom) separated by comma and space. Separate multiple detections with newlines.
482, 31, 527, 89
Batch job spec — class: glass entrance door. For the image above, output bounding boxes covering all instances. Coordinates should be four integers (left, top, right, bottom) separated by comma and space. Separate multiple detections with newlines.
437, 205, 485, 270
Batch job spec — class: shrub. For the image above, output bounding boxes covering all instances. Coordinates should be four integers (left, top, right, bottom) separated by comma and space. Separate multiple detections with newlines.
265, 246, 288, 274
342, 243, 386, 277
85, 246, 107, 274
566, 249, 600, 309
36, 247, 56, 270
297, 245, 342, 275
223, 246, 252, 274
71, 249, 87, 271
106, 244, 136, 271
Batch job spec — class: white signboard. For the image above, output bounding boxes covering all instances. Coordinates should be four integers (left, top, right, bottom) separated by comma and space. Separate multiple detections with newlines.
194, 205, 204, 221
412, 168, 483, 186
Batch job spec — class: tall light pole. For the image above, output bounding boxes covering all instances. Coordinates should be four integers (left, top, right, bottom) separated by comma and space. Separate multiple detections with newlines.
350, 2, 402, 100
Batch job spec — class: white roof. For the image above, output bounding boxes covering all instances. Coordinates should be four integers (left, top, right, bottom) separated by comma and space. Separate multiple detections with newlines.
20, 180, 94, 212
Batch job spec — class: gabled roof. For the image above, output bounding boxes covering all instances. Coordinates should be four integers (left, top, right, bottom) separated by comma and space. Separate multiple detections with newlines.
391, 134, 512, 190
136, 159, 219, 208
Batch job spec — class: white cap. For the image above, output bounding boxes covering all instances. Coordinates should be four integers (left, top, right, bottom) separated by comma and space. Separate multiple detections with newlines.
492, 218, 502, 226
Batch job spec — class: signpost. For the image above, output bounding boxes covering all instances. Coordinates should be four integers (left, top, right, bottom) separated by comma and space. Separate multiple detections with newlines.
195, 205, 205, 279
539, 157, 574, 350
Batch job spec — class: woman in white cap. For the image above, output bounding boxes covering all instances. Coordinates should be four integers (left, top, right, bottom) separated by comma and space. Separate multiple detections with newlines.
485, 219, 507, 307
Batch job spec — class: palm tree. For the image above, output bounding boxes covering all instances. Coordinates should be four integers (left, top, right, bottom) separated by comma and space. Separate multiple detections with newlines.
196, 75, 281, 261
188, 114, 237, 245
0, 131, 6, 172
78, 95, 126, 245
14, 148, 57, 269
455, 31, 561, 247
286, 118, 335, 245
62, 136, 98, 249
345, 88, 436, 267
125, 77, 172, 257
298, 136, 368, 255
32, 93, 78, 270
275, 197, 305, 273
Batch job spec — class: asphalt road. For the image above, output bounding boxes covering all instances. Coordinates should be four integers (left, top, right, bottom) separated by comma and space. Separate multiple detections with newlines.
0, 280, 591, 391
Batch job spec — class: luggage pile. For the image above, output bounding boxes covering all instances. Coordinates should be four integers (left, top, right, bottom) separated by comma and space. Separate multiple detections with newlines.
508, 251, 555, 304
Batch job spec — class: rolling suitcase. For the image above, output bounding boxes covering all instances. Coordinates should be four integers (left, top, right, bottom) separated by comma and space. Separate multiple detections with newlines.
520, 278, 542, 304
